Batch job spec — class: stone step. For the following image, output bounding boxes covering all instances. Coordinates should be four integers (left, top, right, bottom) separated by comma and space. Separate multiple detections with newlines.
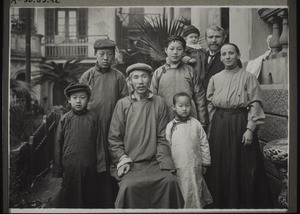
28, 166, 62, 208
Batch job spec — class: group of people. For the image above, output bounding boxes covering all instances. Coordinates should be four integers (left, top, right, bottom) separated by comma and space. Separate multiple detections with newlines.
53, 25, 273, 209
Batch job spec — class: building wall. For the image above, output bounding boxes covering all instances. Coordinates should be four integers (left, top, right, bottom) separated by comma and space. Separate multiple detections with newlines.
190, 7, 222, 48
87, 8, 116, 58
10, 8, 47, 108
10, 57, 46, 108
249, 8, 273, 60
229, 8, 273, 62
144, 7, 164, 20
191, 7, 221, 31
35, 8, 45, 57
229, 8, 252, 62
174, 7, 191, 20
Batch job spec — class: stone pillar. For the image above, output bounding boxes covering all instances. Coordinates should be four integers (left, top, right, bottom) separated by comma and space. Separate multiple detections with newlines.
190, 7, 221, 49
191, 7, 201, 29
268, 16, 282, 55
207, 8, 221, 27
258, 8, 289, 59
191, 7, 207, 33
229, 8, 251, 62
191, 7, 221, 30
278, 9, 288, 53
168, 7, 174, 22
36, 8, 45, 57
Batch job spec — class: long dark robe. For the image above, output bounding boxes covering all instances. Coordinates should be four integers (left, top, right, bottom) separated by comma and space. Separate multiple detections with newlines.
116, 160, 184, 208
53, 110, 99, 208
206, 108, 273, 209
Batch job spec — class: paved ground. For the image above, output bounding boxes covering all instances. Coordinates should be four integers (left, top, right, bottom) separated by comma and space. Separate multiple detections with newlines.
28, 167, 62, 208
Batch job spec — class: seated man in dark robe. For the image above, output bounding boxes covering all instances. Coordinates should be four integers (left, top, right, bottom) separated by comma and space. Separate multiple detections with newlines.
108, 63, 184, 208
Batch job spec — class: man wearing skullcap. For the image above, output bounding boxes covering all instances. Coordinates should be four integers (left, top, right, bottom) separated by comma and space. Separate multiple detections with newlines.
53, 82, 100, 208
80, 38, 128, 208
108, 63, 184, 208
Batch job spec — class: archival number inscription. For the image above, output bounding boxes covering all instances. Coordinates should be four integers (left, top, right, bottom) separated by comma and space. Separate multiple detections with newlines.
11, 0, 60, 4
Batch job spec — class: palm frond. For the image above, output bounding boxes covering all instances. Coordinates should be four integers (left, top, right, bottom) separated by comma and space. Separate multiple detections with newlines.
31, 59, 87, 86
10, 79, 33, 98
38, 63, 56, 70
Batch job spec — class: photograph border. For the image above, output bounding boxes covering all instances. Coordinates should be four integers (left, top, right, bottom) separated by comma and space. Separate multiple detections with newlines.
2, 0, 297, 213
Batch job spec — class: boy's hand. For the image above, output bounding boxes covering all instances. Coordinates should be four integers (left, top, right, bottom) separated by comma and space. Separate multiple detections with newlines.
182, 56, 192, 64
188, 58, 196, 64
202, 166, 207, 174
117, 163, 131, 177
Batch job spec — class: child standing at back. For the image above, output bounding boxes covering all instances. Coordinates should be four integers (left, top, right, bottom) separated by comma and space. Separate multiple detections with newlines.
182, 25, 207, 82
165, 92, 213, 208
150, 35, 208, 128
53, 82, 100, 208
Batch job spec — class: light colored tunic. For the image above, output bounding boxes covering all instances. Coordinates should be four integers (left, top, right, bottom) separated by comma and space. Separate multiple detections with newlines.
206, 66, 265, 132
166, 117, 213, 208
150, 61, 208, 126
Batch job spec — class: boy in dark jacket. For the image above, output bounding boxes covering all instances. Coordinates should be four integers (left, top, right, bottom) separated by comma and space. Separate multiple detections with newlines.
53, 82, 100, 208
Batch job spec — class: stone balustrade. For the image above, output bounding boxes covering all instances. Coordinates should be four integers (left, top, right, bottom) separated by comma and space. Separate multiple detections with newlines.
258, 8, 289, 59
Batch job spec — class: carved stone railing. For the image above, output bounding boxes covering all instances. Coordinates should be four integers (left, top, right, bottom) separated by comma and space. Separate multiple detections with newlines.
27, 109, 62, 186
258, 8, 288, 59
44, 35, 109, 59
44, 36, 89, 59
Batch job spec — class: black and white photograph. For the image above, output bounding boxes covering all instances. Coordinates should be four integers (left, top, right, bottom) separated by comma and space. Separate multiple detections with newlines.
2, 0, 297, 213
